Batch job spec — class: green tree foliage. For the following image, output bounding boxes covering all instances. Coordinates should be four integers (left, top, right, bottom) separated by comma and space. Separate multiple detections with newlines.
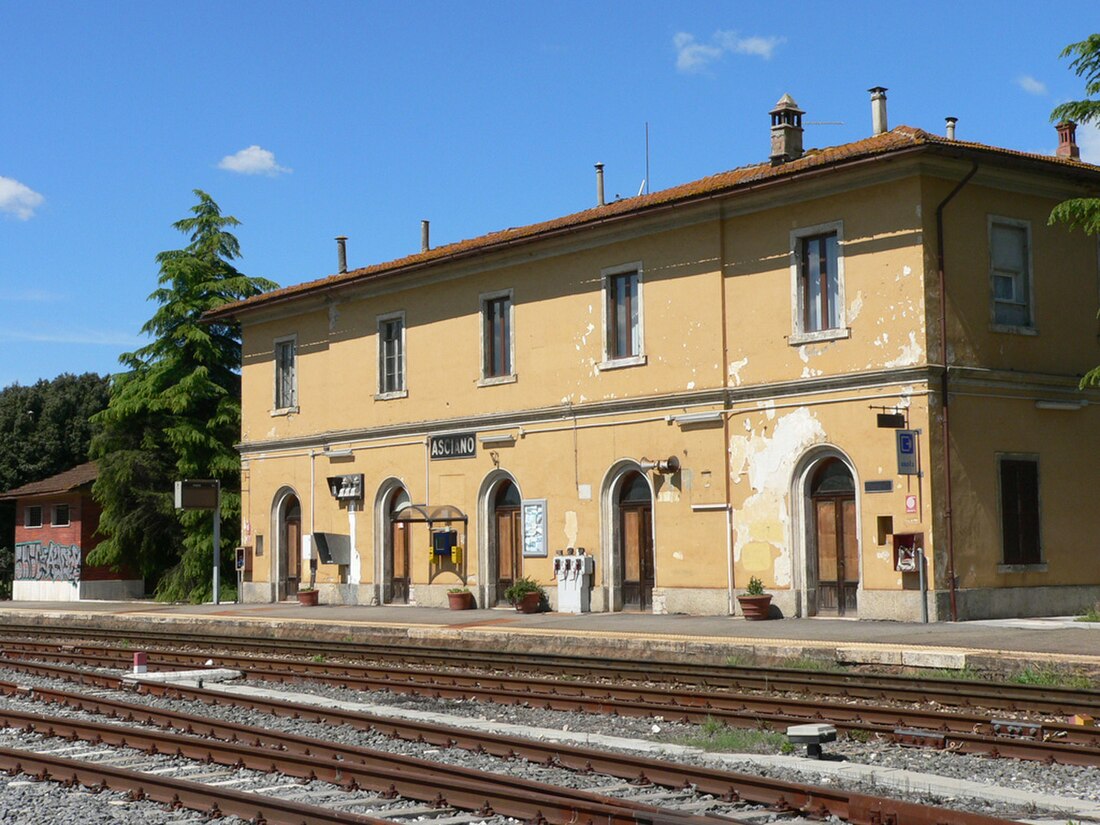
1049, 35, 1100, 238
0, 372, 110, 597
89, 191, 276, 601
1050, 35, 1100, 388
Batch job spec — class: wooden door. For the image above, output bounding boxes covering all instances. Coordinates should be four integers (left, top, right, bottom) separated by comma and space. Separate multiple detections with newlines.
814, 495, 858, 615
619, 504, 654, 610
389, 520, 410, 604
284, 514, 301, 596
495, 507, 521, 604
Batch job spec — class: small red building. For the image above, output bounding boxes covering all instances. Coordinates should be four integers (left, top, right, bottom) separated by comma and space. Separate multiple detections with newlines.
0, 462, 143, 601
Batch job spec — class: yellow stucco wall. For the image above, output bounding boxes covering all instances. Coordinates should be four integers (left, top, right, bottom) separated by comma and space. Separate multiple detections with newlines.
235, 158, 1100, 619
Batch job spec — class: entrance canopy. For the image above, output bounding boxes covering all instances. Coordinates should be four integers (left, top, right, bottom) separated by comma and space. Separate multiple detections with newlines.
392, 503, 468, 524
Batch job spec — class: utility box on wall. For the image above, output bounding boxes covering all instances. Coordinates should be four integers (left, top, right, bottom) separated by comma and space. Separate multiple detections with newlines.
893, 532, 923, 573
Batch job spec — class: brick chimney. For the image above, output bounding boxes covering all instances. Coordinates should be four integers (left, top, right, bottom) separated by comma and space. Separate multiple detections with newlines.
1056, 121, 1080, 160
770, 94, 804, 165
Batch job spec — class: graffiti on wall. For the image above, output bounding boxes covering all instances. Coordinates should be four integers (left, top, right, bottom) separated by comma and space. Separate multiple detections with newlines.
14, 541, 81, 583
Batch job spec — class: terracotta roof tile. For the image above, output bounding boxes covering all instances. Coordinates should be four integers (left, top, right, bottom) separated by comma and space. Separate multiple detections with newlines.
0, 461, 99, 500
206, 126, 1100, 320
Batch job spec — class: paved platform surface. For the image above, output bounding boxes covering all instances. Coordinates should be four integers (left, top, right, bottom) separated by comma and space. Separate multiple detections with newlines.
0, 600, 1097, 675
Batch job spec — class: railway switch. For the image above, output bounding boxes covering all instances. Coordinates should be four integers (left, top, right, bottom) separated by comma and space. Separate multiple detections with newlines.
786, 723, 836, 759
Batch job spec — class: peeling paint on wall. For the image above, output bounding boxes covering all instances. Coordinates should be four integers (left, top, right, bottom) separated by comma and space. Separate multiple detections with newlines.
729, 407, 826, 587
885, 331, 924, 368
849, 291, 864, 323
563, 510, 578, 547
728, 357, 749, 386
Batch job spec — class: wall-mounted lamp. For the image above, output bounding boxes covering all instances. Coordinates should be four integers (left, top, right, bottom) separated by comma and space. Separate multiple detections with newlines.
640, 455, 681, 474
478, 433, 516, 446
671, 410, 724, 426
323, 448, 354, 458
1034, 399, 1087, 411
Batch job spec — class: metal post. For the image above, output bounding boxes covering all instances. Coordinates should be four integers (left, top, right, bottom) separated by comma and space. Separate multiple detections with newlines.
213, 481, 221, 605
918, 547, 928, 623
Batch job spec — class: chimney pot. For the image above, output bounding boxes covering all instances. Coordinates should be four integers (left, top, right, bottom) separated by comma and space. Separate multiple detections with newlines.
1056, 120, 1081, 160
335, 236, 348, 274
421, 220, 430, 252
869, 86, 888, 136
945, 117, 957, 140
595, 162, 605, 206
769, 94, 805, 165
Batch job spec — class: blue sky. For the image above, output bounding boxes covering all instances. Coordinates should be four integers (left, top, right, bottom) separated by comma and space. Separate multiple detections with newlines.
1, 1, 1097, 388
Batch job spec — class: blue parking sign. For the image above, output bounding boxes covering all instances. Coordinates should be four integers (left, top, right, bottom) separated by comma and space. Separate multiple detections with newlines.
896, 429, 919, 475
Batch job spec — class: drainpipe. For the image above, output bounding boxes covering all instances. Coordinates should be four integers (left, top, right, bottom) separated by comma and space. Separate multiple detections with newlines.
717, 203, 736, 615
935, 161, 978, 622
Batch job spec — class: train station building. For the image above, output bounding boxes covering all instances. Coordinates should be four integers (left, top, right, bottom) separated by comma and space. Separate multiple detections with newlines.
207, 91, 1100, 621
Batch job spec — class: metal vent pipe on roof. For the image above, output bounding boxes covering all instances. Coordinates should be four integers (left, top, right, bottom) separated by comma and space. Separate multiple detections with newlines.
945, 117, 957, 140
869, 86, 888, 135
335, 236, 348, 273
421, 220, 430, 252
595, 162, 605, 206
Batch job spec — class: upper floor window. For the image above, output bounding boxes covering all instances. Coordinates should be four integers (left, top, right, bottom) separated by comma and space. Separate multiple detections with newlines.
377, 312, 406, 397
24, 505, 42, 528
990, 218, 1033, 331
790, 222, 847, 344
601, 262, 645, 368
51, 504, 70, 527
999, 455, 1041, 566
274, 336, 297, 411
481, 291, 515, 384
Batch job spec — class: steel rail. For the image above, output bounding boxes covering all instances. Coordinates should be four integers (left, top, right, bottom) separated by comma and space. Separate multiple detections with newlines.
0, 744, 390, 825
2, 625, 1097, 717
7, 646, 1100, 764
0, 665, 1021, 825
0, 702, 718, 825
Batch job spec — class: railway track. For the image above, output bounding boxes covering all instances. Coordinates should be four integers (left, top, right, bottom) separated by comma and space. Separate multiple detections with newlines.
1, 623, 1096, 717
4, 641, 1100, 767
0, 661, 1029, 825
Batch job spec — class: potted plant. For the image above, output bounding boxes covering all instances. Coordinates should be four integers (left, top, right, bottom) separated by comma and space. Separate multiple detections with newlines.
504, 576, 545, 613
297, 586, 319, 606
447, 587, 475, 610
736, 577, 772, 620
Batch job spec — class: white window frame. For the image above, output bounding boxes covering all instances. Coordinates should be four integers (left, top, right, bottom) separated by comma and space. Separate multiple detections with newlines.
376, 311, 408, 400
789, 220, 849, 345
24, 505, 42, 528
479, 289, 517, 386
51, 504, 70, 527
272, 334, 299, 415
598, 261, 646, 370
988, 216, 1037, 334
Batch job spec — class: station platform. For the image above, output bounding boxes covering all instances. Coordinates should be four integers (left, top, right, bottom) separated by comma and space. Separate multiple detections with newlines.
0, 600, 1097, 678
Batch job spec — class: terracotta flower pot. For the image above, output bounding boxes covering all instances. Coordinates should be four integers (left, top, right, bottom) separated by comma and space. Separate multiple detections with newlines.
297, 589, 319, 606
448, 591, 474, 610
737, 594, 772, 620
515, 591, 542, 613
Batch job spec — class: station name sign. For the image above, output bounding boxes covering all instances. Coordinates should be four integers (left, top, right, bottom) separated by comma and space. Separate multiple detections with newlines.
430, 432, 476, 460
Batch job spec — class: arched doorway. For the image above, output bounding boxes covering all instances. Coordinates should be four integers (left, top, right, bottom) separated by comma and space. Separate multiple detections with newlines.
276, 492, 302, 600
617, 471, 654, 611
491, 480, 522, 605
809, 458, 858, 616
383, 486, 411, 604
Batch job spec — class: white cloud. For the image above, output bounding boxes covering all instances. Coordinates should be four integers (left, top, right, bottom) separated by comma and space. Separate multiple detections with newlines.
1078, 121, 1100, 164
217, 145, 292, 176
675, 29, 783, 73
0, 176, 45, 220
0, 289, 63, 302
1017, 75, 1048, 96
0, 327, 141, 346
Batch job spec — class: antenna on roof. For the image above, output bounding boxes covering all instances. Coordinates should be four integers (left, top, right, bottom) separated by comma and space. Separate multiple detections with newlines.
805, 121, 845, 126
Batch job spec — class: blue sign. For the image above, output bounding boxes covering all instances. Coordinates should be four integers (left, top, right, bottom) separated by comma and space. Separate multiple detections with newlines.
896, 429, 919, 475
